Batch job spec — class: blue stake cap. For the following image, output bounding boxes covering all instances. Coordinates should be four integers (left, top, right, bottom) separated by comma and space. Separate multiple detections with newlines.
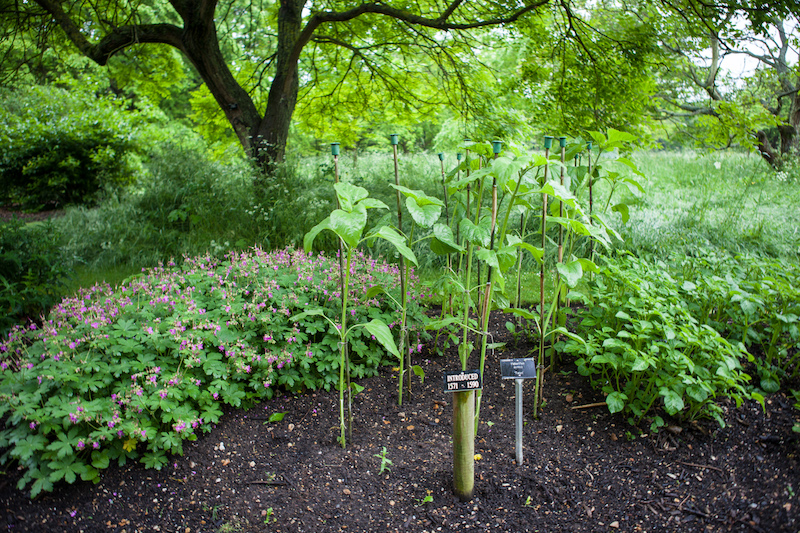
492, 140, 503, 154
587, 141, 593, 150
330, 142, 340, 156
558, 136, 567, 147
457, 152, 463, 161
390, 134, 399, 145
437, 152, 445, 161
543, 136, 554, 149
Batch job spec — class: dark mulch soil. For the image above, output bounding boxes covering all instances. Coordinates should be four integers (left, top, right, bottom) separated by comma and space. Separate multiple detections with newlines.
1, 311, 799, 532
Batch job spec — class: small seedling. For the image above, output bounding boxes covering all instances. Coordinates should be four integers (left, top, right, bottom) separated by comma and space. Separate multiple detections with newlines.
524, 496, 534, 507
416, 490, 434, 506
263, 507, 275, 524
374, 446, 393, 474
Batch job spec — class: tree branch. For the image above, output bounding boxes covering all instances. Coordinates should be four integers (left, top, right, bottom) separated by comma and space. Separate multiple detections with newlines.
33, 0, 185, 65
284, 0, 551, 92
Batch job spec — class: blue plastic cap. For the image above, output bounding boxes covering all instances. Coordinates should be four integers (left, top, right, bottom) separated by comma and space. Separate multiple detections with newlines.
456, 152, 463, 161
390, 134, 399, 145
330, 142, 340, 156
437, 153, 444, 161
587, 141, 593, 150
543, 136, 554, 149
558, 136, 567, 147
492, 140, 503, 154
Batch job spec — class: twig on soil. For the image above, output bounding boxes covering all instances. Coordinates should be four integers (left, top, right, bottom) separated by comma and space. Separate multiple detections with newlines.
570, 402, 607, 410
679, 461, 723, 472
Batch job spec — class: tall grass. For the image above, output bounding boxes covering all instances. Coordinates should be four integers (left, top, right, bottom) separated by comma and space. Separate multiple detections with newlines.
619, 151, 800, 260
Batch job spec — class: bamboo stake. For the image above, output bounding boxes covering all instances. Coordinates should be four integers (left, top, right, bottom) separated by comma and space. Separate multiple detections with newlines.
534, 136, 553, 418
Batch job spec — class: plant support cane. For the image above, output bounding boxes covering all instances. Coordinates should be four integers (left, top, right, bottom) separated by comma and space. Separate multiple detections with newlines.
534, 136, 553, 418
330, 142, 353, 440
474, 140, 502, 433
390, 134, 411, 405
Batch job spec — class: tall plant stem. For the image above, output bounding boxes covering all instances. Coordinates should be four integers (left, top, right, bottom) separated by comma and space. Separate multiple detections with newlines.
392, 142, 409, 405
534, 145, 551, 419
475, 149, 500, 434
587, 144, 595, 262
338, 249, 353, 448
440, 155, 453, 317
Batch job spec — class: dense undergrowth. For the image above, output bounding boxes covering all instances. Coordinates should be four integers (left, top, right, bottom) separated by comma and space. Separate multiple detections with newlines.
0, 247, 428, 496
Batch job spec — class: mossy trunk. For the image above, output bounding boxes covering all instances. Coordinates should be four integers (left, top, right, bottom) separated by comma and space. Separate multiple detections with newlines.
453, 390, 475, 501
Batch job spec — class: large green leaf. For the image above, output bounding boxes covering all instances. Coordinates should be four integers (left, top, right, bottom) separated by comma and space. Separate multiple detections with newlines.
334, 182, 369, 212
556, 260, 584, 288
459, 217, 491, 247
475, 248, 499, 270
330, 205, 367, 249
660, 388, 685, 415
430, 223, 463, 255
505, 234, 543, 263
303, 217, 331, 252
405, 196, 441, 227
390, 184, 444, 207
363, 319, 400, 359
374, 226, 418, 266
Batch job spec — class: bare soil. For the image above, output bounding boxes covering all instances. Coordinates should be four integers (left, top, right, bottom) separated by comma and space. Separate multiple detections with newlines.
1, 311, 799, 532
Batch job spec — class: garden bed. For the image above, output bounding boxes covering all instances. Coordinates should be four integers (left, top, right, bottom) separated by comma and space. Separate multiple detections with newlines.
1, 311, 798, 532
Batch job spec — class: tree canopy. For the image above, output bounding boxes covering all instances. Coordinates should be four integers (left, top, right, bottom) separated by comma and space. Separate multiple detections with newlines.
1, 0, 797, 168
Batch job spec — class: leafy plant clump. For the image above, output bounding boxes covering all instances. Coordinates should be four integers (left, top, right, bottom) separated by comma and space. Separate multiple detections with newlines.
0, 246, 429, 497
0, 85, 144, 210
0, 218, 70, 334
561, 252, 754, 429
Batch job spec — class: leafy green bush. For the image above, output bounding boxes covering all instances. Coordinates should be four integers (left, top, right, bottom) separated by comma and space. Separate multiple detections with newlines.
0, 218, 69, 333
560, 252, 753, 428
0, 85, 144, 209
671, 250, 800, 391
0, 246, 429, 496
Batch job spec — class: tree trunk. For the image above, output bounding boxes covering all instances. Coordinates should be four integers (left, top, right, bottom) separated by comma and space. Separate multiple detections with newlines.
253, 0, 305, 168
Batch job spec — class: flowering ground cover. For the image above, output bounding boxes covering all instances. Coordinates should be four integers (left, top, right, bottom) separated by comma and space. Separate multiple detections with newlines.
0, 310, 797, 532
0, 247, 428, 497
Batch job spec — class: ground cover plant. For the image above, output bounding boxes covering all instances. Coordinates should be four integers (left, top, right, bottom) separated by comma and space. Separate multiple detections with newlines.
560, 252, 754, 429
0, 246, 428, 497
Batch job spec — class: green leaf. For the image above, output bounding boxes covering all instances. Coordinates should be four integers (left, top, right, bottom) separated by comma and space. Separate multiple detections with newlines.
430, 223, 463, 255
304, 217, 332, 252
334, 182, 369, 211
374, 226, 418, 266
475, 248, 499, 270
405, 196, 441, 227
363, 319, 400, 359
330, 206, 367, 249
268, 412, 287, 423
661, 388, 685, 415
411, 365, 425, 385
459, 218, 490, 247
556, 260, 583, 288
611, 203, 630, 223
606, 391, 627, 414
350, 382, 365, 395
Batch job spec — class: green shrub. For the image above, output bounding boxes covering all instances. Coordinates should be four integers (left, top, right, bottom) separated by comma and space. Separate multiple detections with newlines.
0, 246, 429, 496
671, 250, 800, 391
0, 218, 69, 333
560, 252, 753, 428
0, 85, 143, 209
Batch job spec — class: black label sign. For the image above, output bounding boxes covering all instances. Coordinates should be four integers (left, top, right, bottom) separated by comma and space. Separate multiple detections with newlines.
443, 370, 482, 392
500, 358, 537, 379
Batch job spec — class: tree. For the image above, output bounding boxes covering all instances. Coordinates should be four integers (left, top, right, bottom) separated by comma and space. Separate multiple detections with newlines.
654, 6, 799, 167
2, 0, 551, 168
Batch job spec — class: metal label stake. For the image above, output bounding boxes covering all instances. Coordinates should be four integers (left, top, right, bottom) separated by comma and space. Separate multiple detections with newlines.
500, 358, 536, 465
